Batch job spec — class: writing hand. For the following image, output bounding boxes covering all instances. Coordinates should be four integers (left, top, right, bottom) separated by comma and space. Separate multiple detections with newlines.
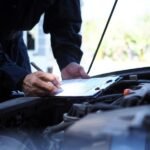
22, 71, 61, 96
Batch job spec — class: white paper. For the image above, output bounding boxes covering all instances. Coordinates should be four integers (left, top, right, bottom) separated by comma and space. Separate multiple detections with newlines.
55, 76, 119, 97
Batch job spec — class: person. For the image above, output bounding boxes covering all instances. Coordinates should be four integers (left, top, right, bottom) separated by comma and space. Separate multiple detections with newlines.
0, 0, 88, 99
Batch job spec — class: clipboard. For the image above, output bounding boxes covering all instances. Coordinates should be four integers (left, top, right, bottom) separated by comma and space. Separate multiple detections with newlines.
55, 76, 120, 97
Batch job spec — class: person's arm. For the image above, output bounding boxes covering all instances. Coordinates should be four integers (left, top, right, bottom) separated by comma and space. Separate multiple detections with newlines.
0, 43, 29, 93
43, 0, 83, 70
43, 0, 89, 79
0, 43, 61, 97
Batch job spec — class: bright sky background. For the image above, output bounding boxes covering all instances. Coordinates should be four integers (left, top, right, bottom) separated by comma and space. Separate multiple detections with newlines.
81, 0, 150, 75
82, 0, 150, 21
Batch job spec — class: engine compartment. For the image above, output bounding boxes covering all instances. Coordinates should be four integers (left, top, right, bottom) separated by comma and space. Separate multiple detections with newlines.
0, 67, 150, 149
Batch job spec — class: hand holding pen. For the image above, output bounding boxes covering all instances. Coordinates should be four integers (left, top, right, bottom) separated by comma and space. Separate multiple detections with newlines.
22, 62, 61, 96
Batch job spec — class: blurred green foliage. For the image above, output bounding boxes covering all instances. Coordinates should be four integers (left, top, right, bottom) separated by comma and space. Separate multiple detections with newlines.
82, 14, 150, 63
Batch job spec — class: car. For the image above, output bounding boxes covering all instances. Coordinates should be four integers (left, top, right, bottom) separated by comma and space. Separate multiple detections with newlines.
0, 0, 149, 149
0, 67, 150, 150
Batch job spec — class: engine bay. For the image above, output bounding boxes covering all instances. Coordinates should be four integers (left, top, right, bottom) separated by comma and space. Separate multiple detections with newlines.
0, 67, 150, 149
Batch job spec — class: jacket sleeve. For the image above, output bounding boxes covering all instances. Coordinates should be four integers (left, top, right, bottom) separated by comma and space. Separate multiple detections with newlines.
43, 0, 83, 70
0, 43, 29, 95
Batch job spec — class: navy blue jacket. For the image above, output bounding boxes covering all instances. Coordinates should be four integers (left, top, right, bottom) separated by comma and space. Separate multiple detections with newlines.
0, 0, 83, 97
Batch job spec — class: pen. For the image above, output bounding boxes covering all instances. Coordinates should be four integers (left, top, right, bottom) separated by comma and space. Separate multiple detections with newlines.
30, 62, 43, 71
30, 62, 53, 73
31, 62, 61, 91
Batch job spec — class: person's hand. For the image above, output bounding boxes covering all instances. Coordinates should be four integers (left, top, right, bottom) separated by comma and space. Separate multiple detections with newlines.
22, 71, 61, 96
61, 62, 89, 80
